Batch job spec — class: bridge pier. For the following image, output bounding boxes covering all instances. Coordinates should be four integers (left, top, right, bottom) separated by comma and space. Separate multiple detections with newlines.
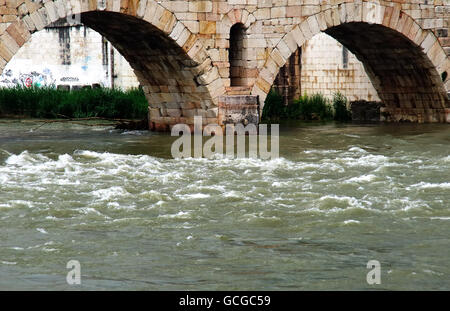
218, 95, 260, 127
148, 95, 260, 131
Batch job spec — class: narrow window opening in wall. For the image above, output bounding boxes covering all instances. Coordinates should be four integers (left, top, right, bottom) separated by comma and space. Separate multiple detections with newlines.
229, 23, 246, 87
342, 46, 348, 69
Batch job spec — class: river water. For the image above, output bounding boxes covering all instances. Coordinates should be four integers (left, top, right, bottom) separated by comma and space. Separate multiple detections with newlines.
0, 120, 448, 290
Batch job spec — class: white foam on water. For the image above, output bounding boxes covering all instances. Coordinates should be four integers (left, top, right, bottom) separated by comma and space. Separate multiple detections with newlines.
407, 182, 450, 190
78, 207, 110, 219
318, 194, 368, 209
343, 219, 360, 225
178, 193, 210, 200
1, 148, 447, 229
303, 149, 340, 154
155, 200, 165, 207
107, 202, 120, 208
348, 146, 368, 153
345, 174, 377, 183
8, 200, 34, 208
0, 174, 7, 184
338, 154, 388, 168
5, 151, 39, 166
36, 228, 47, 234
390, 198, 431, 212
271, 181, 290, 188
158, 211, 192, 219
74, 150, 102, 158
92, 186, 130, 201
108, 217, 142, 224
9, 247, 24, 250
0, 203, 11, 209
206, 156, 297, 171
56, 154, 74, 165
1, 261, 16, 265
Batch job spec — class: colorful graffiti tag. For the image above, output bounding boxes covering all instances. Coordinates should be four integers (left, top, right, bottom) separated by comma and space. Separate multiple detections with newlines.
0, 68, 57, 88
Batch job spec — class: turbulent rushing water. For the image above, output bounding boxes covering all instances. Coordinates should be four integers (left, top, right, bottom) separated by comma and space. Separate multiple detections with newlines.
0, 120, 449, 290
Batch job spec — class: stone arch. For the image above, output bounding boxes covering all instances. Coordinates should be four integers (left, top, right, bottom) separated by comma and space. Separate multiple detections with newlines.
0, 0, 221, 130
217, 9, 257, 32
252, 3, 450, 123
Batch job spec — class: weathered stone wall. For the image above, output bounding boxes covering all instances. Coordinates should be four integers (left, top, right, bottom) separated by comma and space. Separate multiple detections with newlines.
301, 32, 379, 102
351, 100, 382, 121
0, 24, 140, 89
0, 0, 449, 126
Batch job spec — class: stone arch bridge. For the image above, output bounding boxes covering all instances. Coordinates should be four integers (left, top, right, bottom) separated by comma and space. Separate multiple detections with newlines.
0, 0, 449, 129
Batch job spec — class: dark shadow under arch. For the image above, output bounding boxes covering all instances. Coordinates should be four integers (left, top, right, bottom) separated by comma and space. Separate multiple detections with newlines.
325, 22, 448, 113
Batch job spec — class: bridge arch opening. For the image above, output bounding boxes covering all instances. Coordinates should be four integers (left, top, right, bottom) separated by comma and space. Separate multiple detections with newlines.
0, 2, 220, 131
324, 22, 448, 121
79, 11, 217, 131
254, 9, 449, 123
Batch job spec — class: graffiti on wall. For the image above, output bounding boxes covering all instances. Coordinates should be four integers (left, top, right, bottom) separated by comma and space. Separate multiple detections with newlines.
0, 68, 57, 88
0, 64, 106, 89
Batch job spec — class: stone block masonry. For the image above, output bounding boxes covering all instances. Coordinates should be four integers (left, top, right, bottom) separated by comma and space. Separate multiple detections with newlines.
218, 95, 259, 126
0, 0, 448, 129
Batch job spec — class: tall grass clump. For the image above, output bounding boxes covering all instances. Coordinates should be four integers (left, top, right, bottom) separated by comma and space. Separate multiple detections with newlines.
332, 92, 352, 121
261, 89, 284, 121
0, 86, 148, 119
289, 93, 333, 120
262, 89, 335, 121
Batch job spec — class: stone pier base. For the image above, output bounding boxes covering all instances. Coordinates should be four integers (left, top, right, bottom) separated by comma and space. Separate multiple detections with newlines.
218, 95, 260, 127
380, 107, 450, 123
148, 95, 260, 132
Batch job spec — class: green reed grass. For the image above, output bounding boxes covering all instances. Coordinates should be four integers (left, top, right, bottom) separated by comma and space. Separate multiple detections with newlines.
0, 86, 148, 119
262, 89, 352, 122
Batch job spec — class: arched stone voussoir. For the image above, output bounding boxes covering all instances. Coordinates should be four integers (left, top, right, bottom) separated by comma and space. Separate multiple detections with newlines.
225, 8, 255, 28
141, 3, 178, 35
361, 2, 385, 25
4, 19, 31, 50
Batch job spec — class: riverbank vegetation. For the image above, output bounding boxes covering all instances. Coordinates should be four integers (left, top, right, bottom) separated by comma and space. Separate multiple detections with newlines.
0, 86, 148, 119
262, 89, 352, 122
